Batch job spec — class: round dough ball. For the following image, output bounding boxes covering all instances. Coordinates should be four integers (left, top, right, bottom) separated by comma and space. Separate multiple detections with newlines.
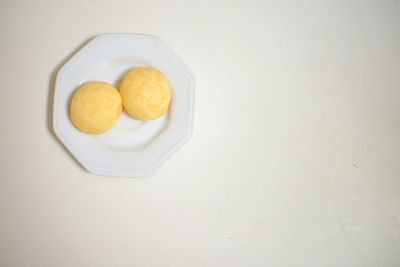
70, 82, 122, 134
119, 67, 172, 120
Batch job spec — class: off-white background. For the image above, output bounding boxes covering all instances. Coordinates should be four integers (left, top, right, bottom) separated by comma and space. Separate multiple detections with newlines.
1, 0, 399, 266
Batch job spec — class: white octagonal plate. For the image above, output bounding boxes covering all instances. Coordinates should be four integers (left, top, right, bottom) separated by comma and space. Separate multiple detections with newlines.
53, 34, 195, 177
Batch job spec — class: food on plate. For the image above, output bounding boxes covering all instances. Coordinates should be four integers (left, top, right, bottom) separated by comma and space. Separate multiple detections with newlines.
70, 82, 122, 134
119, 67, 172, 120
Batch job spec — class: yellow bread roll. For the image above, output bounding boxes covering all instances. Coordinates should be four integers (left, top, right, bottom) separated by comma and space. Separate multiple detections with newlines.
119, 67, 172, 120
70, 82, 122, 134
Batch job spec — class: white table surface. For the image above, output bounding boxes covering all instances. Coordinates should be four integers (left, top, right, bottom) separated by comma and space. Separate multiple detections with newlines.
1, 0, 399, 266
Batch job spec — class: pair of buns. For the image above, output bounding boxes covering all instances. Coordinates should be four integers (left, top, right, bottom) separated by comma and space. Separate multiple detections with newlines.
70, 67, 172, 134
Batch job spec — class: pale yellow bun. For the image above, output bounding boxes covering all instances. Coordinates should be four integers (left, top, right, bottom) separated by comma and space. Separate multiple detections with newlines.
70, 82, 122, 134
119, 67, 172, 120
